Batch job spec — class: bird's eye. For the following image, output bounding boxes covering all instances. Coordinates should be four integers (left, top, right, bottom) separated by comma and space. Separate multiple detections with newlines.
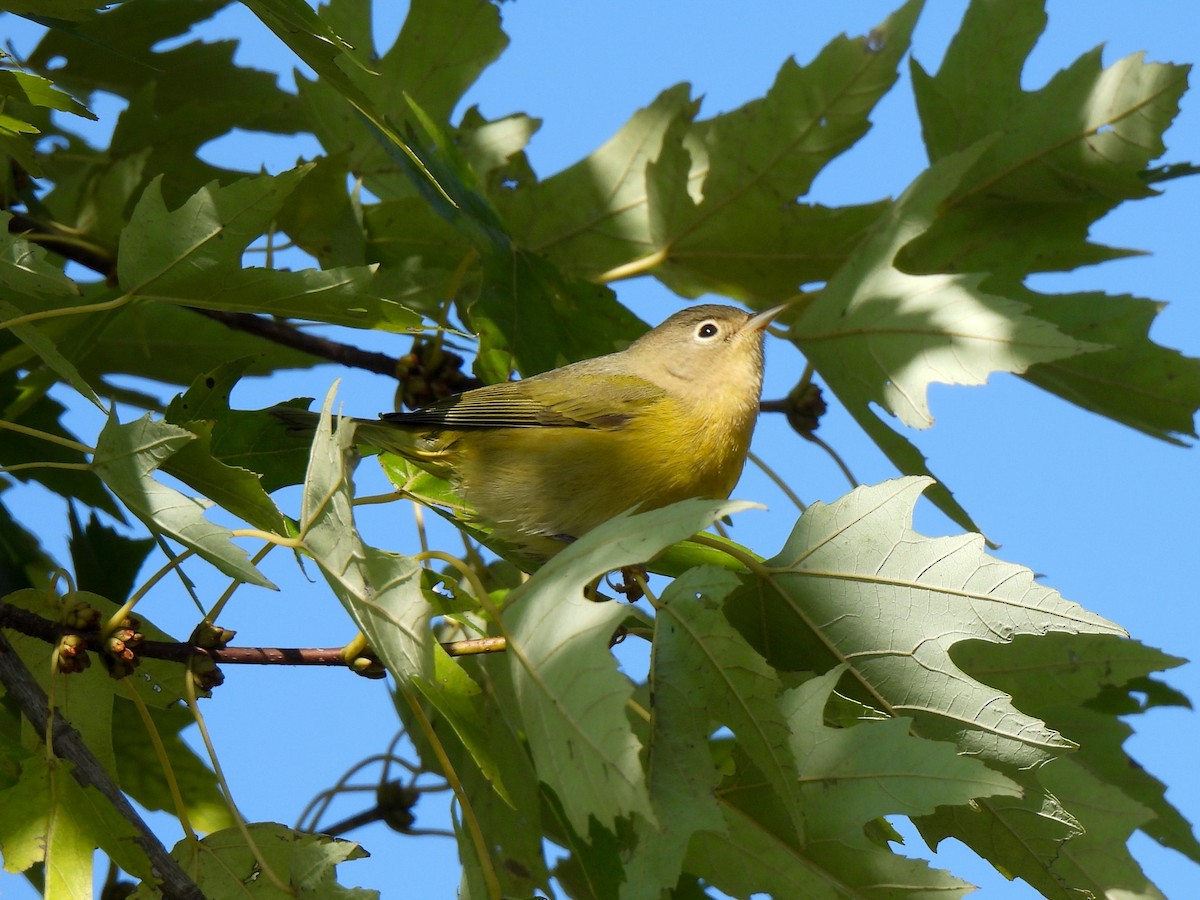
696, 321, 720, 340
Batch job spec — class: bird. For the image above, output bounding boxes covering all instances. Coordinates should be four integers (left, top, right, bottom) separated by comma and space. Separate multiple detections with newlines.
287, 303, 783, 559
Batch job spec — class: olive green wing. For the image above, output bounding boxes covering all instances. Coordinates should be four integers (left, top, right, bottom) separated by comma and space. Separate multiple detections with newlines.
381, 370, 664, 430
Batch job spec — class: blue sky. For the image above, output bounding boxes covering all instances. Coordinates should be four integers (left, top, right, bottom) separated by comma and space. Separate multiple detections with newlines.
2, 2, 1198, 897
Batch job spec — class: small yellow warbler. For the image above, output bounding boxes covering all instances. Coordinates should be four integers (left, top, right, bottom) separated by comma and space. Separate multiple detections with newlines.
298, 303, 783, 556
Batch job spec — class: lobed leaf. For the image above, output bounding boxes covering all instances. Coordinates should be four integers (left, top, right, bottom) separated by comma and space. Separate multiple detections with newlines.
298, 386, 435, 684
794, 145, 1099, 431
162, 361, 291, 533
947, 633, 1200, 868
150, 822, 377, 899
118, 170, 419, 331
501, 498, 757, 836
0, 754, 151, 888
905, 0, 1188, 277
648, 1, 921, 301
1014, 285, 1200, 443
91, 413, 275, 588
727, 478, 1126, 769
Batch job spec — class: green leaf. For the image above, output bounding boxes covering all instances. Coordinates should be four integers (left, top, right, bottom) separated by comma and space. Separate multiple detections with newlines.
244, 0, 465, 221
0, 298, 103, 410
41, 759, 96, 898
91, 413, 275, 588
726, 478, 1125, 769
28, 0, 307, 199
690, 667, 1015, 899
904, 0, 1188, 276
0, 218, 102, 408
1013, 286, 1200, 443
690, 795, 973, 900
1033, 759, 1164, 899
290, 0, 511, 204
165, 362, 315, 492
117, 170, 420, 331
498, 84, 700, 282
916, 779, 1084, 897
951, 633, 1200, 866
160, 419, 288, 534
0, 756, 53, 874
239, 0, 379, 110
0, 1, 106, 20
648, 1, 920, 301
470, 249, 647, 381
298, 386, 436, 682
795, 144, 1100, 431
0, 498, 54, 593
77, 290, 322, 389
551, 799, 632, 900
275, 152, 369, 268
0, 69, 95, 120
501, 498, 757, 836
402, 658, 552, 897
161, 362, 289, 533
0, 755, 151, 888
786, 668, 1021, 826
153, 822, 377, 899
357, 0, 507, 126
624, 566, 800, 898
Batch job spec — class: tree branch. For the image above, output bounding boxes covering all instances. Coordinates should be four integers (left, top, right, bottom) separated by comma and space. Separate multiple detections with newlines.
189, 309, 403, 377
0, 629, 205, 900
0, 602, 507, 667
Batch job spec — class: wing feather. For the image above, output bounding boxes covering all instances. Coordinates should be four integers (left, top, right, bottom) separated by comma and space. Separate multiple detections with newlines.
381, 371, 663, 430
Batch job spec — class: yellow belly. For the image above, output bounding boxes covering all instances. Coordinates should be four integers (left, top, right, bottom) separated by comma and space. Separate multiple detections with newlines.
450, 399, 755, 546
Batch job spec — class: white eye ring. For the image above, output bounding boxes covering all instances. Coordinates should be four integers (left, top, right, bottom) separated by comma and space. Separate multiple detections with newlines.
695, 321, 721, 340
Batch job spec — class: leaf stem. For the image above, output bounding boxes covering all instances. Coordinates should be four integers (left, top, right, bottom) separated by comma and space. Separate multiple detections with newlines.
0, 419, 93, 453
399, 687, 502, 899
747, 450, 807, 512
184, 663, 290, 893
104, 548, 197, 637
687, 532, 769, 575
595, 247, 670, 283
0, 461, 93, 474
803, 431, 859, 489
229, 528, 302, 549
123, 680, 197, 843
0, 293, 132, 332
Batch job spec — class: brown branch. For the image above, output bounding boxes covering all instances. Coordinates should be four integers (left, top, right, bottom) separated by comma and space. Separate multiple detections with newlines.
0, 603, 507, 668
190, 309, 402, 377
6, 212, 117, 277
4, 212, 405, 378
0, 629, 205, 900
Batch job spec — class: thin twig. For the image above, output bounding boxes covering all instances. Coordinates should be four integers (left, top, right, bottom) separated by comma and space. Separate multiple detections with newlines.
0, 630, 204, 900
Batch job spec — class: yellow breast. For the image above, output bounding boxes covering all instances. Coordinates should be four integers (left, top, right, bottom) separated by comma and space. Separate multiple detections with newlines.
450, 388, 758, 549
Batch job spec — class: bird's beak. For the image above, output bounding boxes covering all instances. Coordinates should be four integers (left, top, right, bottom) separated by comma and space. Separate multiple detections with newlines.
746, 304, 788, 332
